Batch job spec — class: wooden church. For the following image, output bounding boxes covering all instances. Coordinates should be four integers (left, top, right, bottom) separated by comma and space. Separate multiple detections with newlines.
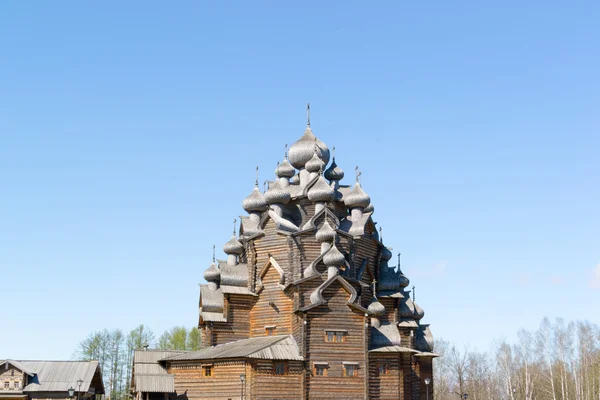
161, 108, 437, 400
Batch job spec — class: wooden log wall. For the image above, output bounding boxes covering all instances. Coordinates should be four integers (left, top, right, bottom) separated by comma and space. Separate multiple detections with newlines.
368, 354, 403, 400
249, 360, 303, 400
170, 361, 245, 400
249, 264, 294, 337
305, 283, 367, 400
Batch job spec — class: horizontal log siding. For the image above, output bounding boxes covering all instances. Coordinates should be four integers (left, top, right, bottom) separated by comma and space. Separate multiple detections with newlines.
250, 264, 294, 337
250, 360, 303, 400
170, 361, 245, 400
305, 283, 366, 400
212, 294, 254, 345
369, 354, 403, 400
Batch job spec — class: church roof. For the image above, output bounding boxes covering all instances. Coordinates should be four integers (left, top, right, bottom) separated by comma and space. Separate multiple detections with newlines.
163, 335, 303, 362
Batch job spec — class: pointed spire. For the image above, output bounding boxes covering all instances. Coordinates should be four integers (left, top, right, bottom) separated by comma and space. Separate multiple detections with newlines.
307, 103, 311, 126
332, 146, 336, 158
255, 165, 259, 186
379, 226, 383, 243
355, 166, 362, 184
233, 219, 237, 236
412, 285, 416, 303
372, 280, 377, 298
284, 144, 288, 159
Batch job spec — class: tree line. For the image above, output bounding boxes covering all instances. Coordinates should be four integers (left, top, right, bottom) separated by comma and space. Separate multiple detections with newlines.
74, 325, 201, 400
435, 317, 600, 400
74, 317, 600, 400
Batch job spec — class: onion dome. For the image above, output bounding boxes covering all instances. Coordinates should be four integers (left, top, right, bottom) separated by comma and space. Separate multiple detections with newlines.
381, 246, 392, 262
316, 220, 336, 243
308, 176, 335, 202
368, 299, 386, 316
242, 186, 268, 213
203, 262, 220, 284
399, 296, 416, 318
275, 159, 295, 178
398, 273, 410, 288
364, 203, 375, 213
344, 183, 370, 209
323, 243, 345, 266
288, 127, 330, 169
290, 174, 300, 185
324, 158, 344, 181
306, 152, 325, 173
264, 180, 291, 204
414, 302, 425, 321
223, 236, 244, 255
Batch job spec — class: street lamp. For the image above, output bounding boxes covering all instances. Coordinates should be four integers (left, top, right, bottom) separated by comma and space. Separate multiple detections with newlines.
463, 394, 468, 400
77, 379, 83, 400
424, 378, 431, 400
239, 374, 245, 400
68, 387, 75, 398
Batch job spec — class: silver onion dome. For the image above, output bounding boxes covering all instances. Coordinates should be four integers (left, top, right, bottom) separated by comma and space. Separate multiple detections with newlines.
275, 159, 295, 178
223, 236, 244, 255
308, 176, 335, 202
414, 302, 425, 321
368, 299, 386, 316
264, 180, 291, 204
324, 157, 344, 181
203, 262, 220, 284
315, 220, 336, 243
381, 246, 392, 262
364, 203, 375, 213
323, 243, 345, 266
399, 295, 416, 318
290, 174, 300, 185
242, 186, 268, 213
288, 127, 330, 169
306, 152, 325, 173
344, 182, 371, 209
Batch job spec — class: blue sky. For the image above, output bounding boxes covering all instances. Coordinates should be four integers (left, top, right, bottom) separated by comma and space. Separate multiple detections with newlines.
1, 1, 598, 359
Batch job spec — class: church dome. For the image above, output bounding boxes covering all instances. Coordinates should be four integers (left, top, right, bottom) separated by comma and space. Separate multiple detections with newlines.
399, 295, 416, 318
290, 174, 300, 185
264, 180, 291, 204
308, 176, 335, 202
242, 186, 268, 213
203, 262, 220, 284
223, 236, 244, 255
288, 127, 330, 169
368, 299, 386, 316
275, 159, 295, 178
344, 183, 370, 209
381, 246, 392, 262
306, 152, 325, 173
315, 220, 336, 243
324, 158, 344, 181
414, 302, 425, 321
399, 273, 410, 288
323, 243, 345, 266
364, 203, 375, 213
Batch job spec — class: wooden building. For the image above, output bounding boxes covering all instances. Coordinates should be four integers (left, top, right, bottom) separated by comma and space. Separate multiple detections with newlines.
131, 349, 188, 400
0, 359, 104, 400
161, 110, 437, 399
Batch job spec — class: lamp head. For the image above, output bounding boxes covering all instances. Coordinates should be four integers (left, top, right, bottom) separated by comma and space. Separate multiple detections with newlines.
424, 377, 431, 385
68, 387, 75, 397
239, 374, 245, 382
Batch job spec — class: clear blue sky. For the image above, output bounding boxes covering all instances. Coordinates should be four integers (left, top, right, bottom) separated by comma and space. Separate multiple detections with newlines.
1, 1, 598, 359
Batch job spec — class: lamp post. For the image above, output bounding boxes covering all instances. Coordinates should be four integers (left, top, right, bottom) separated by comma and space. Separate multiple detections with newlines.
424, 378, 431, 400
77, 379, 83, 400
68, 387, 75, 398
463, 393, 468, 400
239, 374, 245, 400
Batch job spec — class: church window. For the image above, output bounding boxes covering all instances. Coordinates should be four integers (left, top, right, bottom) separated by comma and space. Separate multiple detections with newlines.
202, 366, 213, 377
265, 326, 276, 336
378, 364, 390, 375
324, 329, 346, 342
14, 381, 20, 390
313, 363, 328, 376
343, 364, 358, 377
274, 363, 286, 375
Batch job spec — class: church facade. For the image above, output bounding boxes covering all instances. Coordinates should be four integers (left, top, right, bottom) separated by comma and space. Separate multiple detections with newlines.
161, 111, 437, 400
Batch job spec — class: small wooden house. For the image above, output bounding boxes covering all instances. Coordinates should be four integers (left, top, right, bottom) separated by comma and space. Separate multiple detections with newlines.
0, 359, 104, 400
160, 111, 438, 400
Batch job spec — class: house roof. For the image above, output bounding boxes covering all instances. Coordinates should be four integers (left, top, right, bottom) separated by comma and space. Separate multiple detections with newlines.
7, 361, 104, 394
0, 360, 36, 376
131, 350, 187, 394
163, 335, 303, 362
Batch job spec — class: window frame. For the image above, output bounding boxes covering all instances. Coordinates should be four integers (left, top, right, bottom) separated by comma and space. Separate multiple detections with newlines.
342, 362, 359, 377
274, 362, 286, 375
313, 362, 328, 377
202, 365, 213, 377
324, 329, 347, 343
378, 363, 390, 375
265, 325, 276, 336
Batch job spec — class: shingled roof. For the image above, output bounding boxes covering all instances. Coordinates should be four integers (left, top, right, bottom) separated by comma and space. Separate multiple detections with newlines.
163, 335, 303, 362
